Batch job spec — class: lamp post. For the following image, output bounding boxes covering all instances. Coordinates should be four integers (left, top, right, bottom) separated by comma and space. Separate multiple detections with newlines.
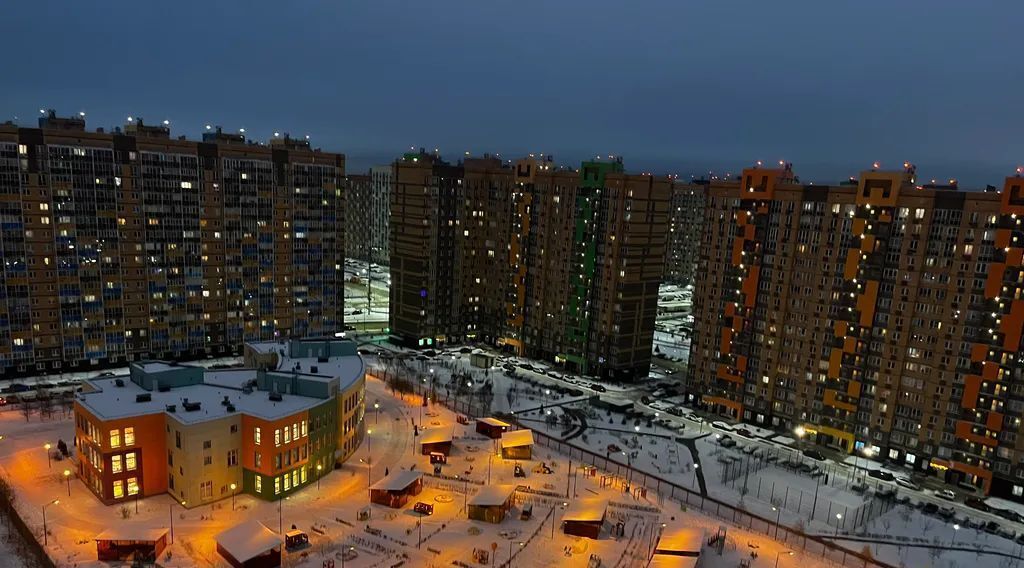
366, 429, 373, 489
316, 463, 323, 491
44, 443, 52, 469
774, 550, 794, 568
374, 402, 380, 425
341, 545, 354, 568
772, 506, 782, 539
279, 496, 289, 534
41, 499, 58, 546
230, 483, 237, 511
62, 469, 71, 497
952, 523, 960, 545
835, 513, 842, 536
692, 463, 700, 489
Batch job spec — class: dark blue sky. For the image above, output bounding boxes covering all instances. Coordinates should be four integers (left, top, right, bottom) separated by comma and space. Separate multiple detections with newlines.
2, 1, 1021, 185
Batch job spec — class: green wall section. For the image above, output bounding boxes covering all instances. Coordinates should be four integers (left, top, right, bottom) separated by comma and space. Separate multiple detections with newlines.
561, 160, 623, 373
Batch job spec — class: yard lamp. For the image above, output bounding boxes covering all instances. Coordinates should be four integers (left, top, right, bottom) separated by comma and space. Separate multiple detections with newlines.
772, 506, 782, 539
44, 443, 52, 469
952, 523, 960, 545
374, 402, 380, 424
317, 463, 324, 490
41, 499, 58, 546
835, 513, 842, 536
774, 550, 794, 568
62, 469, 71, 497
230, 483, 237, 511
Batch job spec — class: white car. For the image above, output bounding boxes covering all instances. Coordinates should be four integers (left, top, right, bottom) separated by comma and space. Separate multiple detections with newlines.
711, 420, 734, 431
936, 489, 957, 501
894, 476, 920, 491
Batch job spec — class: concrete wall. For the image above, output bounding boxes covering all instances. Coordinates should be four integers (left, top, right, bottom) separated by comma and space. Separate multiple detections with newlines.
166, 414, 242, 507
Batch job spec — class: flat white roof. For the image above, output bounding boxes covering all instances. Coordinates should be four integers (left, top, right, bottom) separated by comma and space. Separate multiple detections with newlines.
215, 521, 281, 563
648, 556, 700, 568
468, 485, 517, 507
419, 426, 454, 446
501, 429, 534, 448
655, 527, 703, 554
95, 527, 168, 542
77, 377, 325, 425
561, 498, 607, 523
478, 417, 511, 428
370, 470, 423, 492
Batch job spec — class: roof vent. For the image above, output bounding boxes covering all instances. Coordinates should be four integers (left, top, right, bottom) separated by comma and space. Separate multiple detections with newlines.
310, 365, 318, 374
166, 405, 176, 413
114, 378, 125, 387
269, 392, 283, 402
136, 393, 152, 403
226, 404, 236, 412
183, 400, 202, 412
158, 384, 171, 392
317, 356, 328, 363
221, 395, 231, 406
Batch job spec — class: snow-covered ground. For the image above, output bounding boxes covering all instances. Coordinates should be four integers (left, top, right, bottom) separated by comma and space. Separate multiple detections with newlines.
0, 355, 870, 568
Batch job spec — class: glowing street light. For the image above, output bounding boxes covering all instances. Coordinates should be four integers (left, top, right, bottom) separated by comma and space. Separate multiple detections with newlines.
374, 401, 380, 424
43, 443, 52, 469
775, 550, 794, 568
62, 469, 71, 497
316, 463, 323, 490
835, 513, 843, 536
230, 483, 237, 511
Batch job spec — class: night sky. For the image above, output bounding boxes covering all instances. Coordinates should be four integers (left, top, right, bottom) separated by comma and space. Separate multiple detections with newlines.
2, 1, 1020, 186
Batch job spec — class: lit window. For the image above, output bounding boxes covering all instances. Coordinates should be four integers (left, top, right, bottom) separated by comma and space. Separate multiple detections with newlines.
111, 455, 123, 473
255, 476, 262, 493
284, 475, 291, 491
254, 427, 261, 445
275, 429, 281, 446
113, 480, 124, 499
39, 203, 48, 211
292, 470, 298, 487
301, 421, 307, 438
180, 181, 192, 189
300, 466, 307, 483
292, 423, 298, 441
127, 477, 139, 496
126, 452, 137, 471
124, 427, 134, 446
255, 452, 262, 468
17, 144, 27, 155
109, 430, 121, 448
274, 477, 281, 495
284, 427, 291, 444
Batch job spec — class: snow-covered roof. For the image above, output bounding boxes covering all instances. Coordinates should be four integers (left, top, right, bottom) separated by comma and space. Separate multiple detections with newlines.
477, 417, 511, 428
77, 376, 325, 425
655, 527, 703, 554
561, 498, 607, 523
135, 361, 186, 374
369, 470, 423, 492
501, 429, 534, 448
648, 556, 700, 568
215, 521, 281, 563
419, 426, 453, 446
468, 485, 517, 507
94, 527, 168, 542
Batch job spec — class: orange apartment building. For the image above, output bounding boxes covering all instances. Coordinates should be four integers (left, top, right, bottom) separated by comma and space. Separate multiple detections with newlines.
688, 163, 1024, 500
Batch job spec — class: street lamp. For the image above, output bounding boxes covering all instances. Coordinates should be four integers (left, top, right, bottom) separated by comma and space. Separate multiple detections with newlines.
366, 429, 373, 489
374, 402, 380, 424
835, 513, 842, 536
44, 443, 52, 469
952, 523, 960, 545
230, 483, 237, 511
509, 541, 524, 565
775, 550, 794, 568
692, 463, 700, 489
41, 499, 58, 546
772, 506, 782, 539
317, 463, 323, 491
62, 469, 71, 497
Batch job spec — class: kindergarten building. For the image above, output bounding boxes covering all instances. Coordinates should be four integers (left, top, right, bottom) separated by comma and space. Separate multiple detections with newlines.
73, 339, 365, 507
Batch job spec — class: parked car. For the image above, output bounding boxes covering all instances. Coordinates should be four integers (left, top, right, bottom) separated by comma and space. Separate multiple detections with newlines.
867, 470, 895, 482
719, 436, 737, 448
922, 502, 939, 516
938, 506, 956, 520
802, 449, 826, 461
994, 508, 1023, 523
590, 384, 607, 393
606, 444, 622, 454
894, 476, 920, 491
851, 482, 869, 494
936, 489, 957, 501
413, 502, 434, 515
711, 421, 733, 431
964, 497, 991, 513
876, 487, 897, 500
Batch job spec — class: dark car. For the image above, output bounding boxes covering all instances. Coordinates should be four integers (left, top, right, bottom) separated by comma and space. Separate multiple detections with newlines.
606, 444, 622, 453
965, 497, 991, 513
867, 470, 895, 482
994, 508, 1023, 523
590, 384, 607, 393
922, 502, 939, 516
802, 449, 826, 461
413, 502, 434, 515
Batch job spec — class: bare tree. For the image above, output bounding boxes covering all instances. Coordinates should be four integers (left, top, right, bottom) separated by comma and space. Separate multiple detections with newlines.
19, 396, 34, 422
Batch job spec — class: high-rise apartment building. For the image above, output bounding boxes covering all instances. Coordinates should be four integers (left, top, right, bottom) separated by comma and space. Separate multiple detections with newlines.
0, 113, 345, 377
344, 166, 390, 265
663, 181, 707, 285
688, 163, 1024, 500
389, 152, 670, 380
